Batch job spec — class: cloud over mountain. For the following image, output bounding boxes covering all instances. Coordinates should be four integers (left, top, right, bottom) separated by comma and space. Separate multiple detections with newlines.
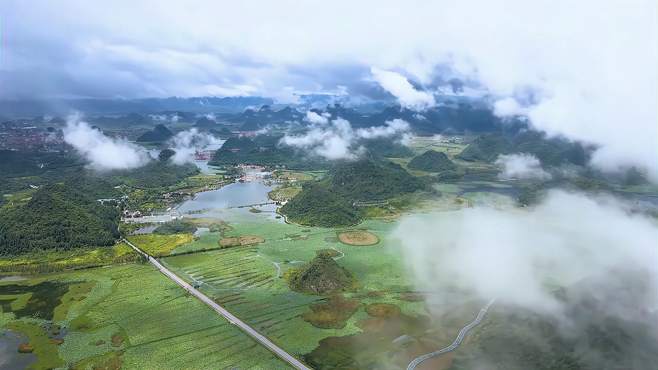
370, 68, 435, 111
495, 153, 551, 181
281, 116, 410, 160
2, 0, 656, 179
63, 114, 150, 170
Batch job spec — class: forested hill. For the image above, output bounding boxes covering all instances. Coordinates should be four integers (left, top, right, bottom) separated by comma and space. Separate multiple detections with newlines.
281, 159, 424, 226
457, 132, 589, 165
329, 159, 424, 201
280, 182, 362, 227
0, 183, 120, 255
136, 124, 174, 142
209, 136, 330, 170
408, 150, 457, 172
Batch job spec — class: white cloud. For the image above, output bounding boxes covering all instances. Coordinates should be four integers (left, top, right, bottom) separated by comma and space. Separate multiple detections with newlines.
394, 190, 658, 317
63, 114, 150, 170
168, 128, 224, 165
493, 97, 527, 117
495, 153, 552, 181
370, 67, 435, 111
3, 0, 657, 179
305, 110, 329, 125
281, 118, 355, 160
281, 118, 410, 160
355, 118, 410, 139
149, 113, 180, 123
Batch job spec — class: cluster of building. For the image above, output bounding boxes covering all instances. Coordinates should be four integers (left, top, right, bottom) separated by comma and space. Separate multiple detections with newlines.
0, 124, 66, 151
122, 210, 143, 218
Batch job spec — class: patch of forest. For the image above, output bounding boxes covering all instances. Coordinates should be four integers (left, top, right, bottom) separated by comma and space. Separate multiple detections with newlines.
407, 150, 457, 172
0, 183, 120, 254
281, 159, 424, 226
457, 131, 589, 166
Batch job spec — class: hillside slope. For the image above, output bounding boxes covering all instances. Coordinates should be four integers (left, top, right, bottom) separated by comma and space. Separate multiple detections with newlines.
0, 184, 120, 254
408, 150, 457, 172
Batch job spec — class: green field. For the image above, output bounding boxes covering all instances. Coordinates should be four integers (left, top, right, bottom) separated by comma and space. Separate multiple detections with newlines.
0, 264, 290, 369
159, 215, 461, 368
125, 233, 194, 257
0, 243, 138, 275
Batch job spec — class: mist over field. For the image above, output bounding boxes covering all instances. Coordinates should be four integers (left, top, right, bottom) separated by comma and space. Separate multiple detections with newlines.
394, 190, 658, 367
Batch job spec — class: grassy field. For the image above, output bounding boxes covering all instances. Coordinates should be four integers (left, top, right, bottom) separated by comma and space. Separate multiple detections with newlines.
272, 170, 325, 182
173, 173, 227, 193
0, 264, 290, 369
126, 233, 194, 257
160, 216, 440, 368
0, 243, 138, 275
269, 186, 302, 202
408, 135, 470, 157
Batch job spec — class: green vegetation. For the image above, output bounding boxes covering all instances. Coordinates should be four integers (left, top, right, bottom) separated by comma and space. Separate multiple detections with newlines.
280, 182, 362, 227
453, 306, 657, 370
269, 186, 302, 202
0, 243, 136, 274
273, 170, 317, 182
457, 132, 589, 166
281, 159, 424, 227
302, 295, 360, 329
337, 230, 379, 246
158, 148, 176, 161
6, 321, 66, 369
110, 161, 199, 190
329, 159, 424, 202
286, 254, 356, 295
218, 235, 265, 248
209, 136, 329, 169
161, 217, 433, 367
365, 303, 401, 318
136, 124, 173, 142
0, 150, 84, 200
0, 183, 120, 255
457, 134, 512, 162
153, 219, 197, 235
126, 233, 194, 257
407, 150, 457, 172
0, 264, 288, 369
361, 138, 414, 158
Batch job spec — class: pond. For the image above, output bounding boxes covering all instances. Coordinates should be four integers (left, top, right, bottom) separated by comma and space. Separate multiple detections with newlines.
0, 330, 36, 370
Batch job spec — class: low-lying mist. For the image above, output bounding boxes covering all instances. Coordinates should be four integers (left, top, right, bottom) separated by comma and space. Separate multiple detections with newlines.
63, 114, 223, 170
63, 114, 150, 170
393, 189, 658, 367
168, 128, 224, 165
394, 190, 657, 315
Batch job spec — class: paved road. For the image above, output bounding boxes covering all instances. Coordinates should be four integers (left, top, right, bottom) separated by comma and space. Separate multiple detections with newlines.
123, 238, 312, 370
406, 299, 496, 370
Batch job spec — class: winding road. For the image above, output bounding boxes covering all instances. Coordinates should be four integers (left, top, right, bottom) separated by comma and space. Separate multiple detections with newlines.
122, 238, 311, 370
406, 299, 496, 370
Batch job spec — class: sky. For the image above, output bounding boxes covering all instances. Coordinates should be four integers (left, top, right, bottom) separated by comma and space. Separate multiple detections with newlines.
2, 0, 657, 178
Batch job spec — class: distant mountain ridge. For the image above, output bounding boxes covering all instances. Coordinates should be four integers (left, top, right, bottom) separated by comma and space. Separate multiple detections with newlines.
0, 96, 274, 117
136, 124, 174, 142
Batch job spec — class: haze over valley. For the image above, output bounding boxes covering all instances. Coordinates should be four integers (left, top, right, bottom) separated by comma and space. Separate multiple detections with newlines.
1, 1, 657, 369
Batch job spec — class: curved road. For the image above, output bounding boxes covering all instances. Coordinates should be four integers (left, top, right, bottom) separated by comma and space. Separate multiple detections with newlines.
407, 299, 496, 370
123, 238, 311, 370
